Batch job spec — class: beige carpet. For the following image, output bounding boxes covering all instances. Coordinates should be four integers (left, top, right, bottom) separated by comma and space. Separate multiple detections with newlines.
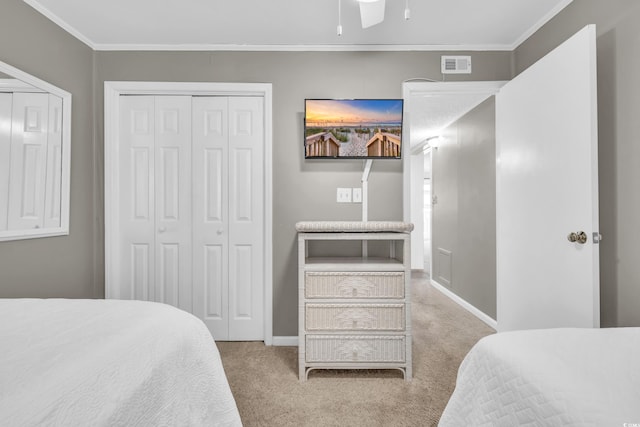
217, 273, 494, 427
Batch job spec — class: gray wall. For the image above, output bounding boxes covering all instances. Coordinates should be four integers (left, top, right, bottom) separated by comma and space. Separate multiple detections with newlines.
0, 0, 96, 298
94, 51, 511, 336
5, 0, 638, 333
432, 97, 497, 319
515, 0, 640, 327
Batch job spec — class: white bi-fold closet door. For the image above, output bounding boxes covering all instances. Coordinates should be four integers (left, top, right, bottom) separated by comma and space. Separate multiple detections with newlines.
117, 95, 264, 341
0, 92, 63, 232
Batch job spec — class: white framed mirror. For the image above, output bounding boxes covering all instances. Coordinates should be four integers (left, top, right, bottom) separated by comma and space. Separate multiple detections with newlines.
0, 60, 71, 241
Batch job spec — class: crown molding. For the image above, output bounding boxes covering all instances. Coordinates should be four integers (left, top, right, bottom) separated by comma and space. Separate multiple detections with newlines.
510, 0, 573, 50
23, 0, 95, 49
92, 43, 512, 52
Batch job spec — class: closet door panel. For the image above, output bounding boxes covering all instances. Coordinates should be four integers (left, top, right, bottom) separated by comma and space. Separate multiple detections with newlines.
120, 96, 156, 301
113, 93, 265, 342
230, 244, 253, 318
228, 97, 264, 340
7, 92, 49, 230
155, 96, 192, 311
43, 94, 63, 228
131, 243, 151, 300
204, 244, 225, 320
192, 97, 230, 340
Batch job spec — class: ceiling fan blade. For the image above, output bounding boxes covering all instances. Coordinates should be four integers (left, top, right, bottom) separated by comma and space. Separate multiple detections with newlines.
359, 0, 386, 29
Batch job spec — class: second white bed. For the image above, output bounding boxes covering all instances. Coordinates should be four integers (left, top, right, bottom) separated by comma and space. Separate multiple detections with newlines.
440, 328, 640, 426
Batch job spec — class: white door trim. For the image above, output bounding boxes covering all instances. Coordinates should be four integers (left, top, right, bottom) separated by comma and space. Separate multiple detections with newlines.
402, 81, 506, 270
104, 81, 273, 345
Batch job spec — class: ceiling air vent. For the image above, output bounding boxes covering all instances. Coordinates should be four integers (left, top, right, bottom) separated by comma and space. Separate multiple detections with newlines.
441, 56, 472, 74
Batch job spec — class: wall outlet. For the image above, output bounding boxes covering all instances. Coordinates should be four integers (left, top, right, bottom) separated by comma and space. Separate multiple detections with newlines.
352, 187, 362, 203
337, 188, 352, 203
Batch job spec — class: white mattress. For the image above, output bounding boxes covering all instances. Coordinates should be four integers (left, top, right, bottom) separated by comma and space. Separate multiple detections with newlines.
439, 328, 640, 427
0, 299, 241, 426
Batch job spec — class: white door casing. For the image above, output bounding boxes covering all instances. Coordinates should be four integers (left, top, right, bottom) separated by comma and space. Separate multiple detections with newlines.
496, 25, 599, 331
105, 82, 273, 344
402, 81, 506, 271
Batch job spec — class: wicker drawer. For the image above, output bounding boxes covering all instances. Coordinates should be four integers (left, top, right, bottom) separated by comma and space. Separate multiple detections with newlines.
305, 272, 404, 299
306, 303, 405, 331
306, 335, 406, 363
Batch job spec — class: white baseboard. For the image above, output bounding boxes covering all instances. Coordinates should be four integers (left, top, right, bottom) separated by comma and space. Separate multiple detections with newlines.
272, 336, 298, 346
430, 279, 498, 330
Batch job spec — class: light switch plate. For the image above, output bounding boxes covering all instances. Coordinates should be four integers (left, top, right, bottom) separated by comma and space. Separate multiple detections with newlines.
352, 187, 362, 203
337, 188, 352, 203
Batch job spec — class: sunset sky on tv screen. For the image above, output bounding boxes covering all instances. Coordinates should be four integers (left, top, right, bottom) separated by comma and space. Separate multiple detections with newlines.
305, 99, 403, 127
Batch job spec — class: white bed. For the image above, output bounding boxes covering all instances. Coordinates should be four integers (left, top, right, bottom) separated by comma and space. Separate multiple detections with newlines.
440, 328, 640, 426
0, 298, 241, 426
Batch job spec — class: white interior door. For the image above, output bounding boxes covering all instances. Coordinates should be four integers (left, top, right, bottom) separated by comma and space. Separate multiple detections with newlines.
43, 94, 63, 229
117, 94, 264, 341
227, 97, 264, 340
7, 92, 49, 231
119, 96, 155, 301
192, 96, 230, 339
154, 96, 192, 312
118, 96, 192, 308
191, 96, 265, 341
496, 25, 599, 331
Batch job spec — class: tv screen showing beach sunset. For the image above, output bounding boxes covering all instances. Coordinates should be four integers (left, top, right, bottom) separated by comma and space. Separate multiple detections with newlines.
304, 99, 403, 159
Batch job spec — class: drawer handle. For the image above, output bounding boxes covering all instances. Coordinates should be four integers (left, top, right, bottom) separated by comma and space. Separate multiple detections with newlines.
352, 320, 357, 329
352, 288, 358, 297
352, 350, 358, 360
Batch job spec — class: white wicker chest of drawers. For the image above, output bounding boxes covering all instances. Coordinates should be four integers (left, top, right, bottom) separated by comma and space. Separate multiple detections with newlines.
296, 222, 412, 381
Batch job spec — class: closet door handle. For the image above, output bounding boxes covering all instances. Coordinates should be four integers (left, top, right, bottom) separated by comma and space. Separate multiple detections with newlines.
216, 230, 223, 235
158, 227, 167, 233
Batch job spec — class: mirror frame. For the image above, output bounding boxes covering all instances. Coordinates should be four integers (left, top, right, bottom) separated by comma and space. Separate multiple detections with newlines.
0, 59, 71, 242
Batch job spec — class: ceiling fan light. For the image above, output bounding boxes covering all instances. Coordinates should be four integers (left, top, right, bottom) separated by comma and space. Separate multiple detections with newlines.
359, 0, 385, 28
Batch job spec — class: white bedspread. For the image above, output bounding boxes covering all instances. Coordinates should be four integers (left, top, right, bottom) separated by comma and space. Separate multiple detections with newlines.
439, 328, 640, 427
0, 299, 241, 426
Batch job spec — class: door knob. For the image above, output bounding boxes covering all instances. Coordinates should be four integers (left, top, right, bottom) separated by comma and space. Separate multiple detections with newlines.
216, 230, 223, 235
567, 231, 587, 244
158, 227, 167, 233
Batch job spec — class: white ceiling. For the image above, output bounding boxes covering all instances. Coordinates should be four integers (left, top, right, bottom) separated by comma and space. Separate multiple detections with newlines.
24, 0, 573, 51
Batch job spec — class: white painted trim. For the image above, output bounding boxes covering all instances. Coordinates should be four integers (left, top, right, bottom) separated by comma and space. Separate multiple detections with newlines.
430, 279, 497, 330
272, 336, 298, 347
402, 81, 506, 269
509, 0, 574, 50
0, 59, 72, 243
104, 80, 273, 345
92, 43, 514, 52
0, 79, 45, 93
22, 0, 95, 49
